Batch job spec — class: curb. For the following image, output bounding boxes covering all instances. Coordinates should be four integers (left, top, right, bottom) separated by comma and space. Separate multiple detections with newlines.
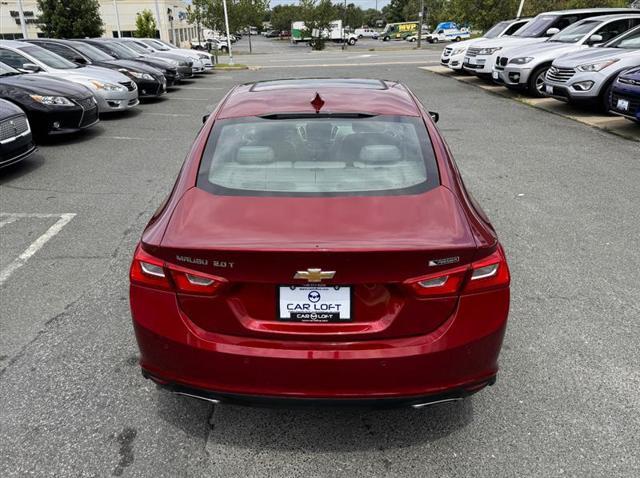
214, 65, 249, 70
420, 66, 639, 142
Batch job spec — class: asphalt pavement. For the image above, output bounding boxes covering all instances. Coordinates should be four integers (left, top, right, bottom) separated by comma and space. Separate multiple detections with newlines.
1, 37, 639, 477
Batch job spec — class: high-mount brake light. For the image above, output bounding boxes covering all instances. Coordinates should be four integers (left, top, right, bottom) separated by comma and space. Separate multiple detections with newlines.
130, 245, 226, 295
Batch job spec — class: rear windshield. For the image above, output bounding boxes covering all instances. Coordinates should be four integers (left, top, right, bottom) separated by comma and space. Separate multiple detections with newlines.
197, 115, 439, 197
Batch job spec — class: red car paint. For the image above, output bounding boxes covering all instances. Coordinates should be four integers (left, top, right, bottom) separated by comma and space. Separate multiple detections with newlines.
129, 79, 510, 406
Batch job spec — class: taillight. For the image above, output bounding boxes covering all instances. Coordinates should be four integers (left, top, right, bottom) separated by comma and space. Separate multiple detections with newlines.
405, 246, 510, 297
130, 245, 226, 295
405, 266, 468, 298
465, 246, 510, 292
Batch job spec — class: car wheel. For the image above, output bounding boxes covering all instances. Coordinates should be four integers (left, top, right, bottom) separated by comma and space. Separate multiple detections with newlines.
383, 36, 390, 42
599, 80, 615, 113
432, 38, 439, 44
358, 35, 363, 39
348, 38, 356, 46
455, 37, 461, 42
528, 64, 550, 98
410, 38, 416, 42
221, 47, 228, 54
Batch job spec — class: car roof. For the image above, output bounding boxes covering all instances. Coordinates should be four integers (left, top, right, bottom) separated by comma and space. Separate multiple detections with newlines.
540, 8, 639, 15
216, 79, 422, 119
584, 13, 640, 21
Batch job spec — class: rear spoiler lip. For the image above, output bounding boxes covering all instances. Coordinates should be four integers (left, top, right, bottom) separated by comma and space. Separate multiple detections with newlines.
258, 112, 378, 120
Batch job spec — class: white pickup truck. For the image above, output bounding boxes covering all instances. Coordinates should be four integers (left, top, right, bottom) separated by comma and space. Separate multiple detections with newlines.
426, 22, 471, 43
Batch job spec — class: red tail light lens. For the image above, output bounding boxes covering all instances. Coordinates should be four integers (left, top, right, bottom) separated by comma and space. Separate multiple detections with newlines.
405, 266, 468, 298
405, 246, 510, 297
130, 246, 172, 290
465, 246, 510, 293
130, 245, 226, 295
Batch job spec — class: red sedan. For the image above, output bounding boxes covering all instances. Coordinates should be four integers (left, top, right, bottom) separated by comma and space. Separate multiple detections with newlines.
129, 78, 510, 407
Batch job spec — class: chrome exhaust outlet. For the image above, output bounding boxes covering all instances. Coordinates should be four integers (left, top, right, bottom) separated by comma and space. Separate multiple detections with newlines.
173, 391, 221, 404
411, 397, 462, 409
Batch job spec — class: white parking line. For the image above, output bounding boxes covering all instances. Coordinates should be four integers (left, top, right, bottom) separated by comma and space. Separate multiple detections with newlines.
0, 213, 76, 286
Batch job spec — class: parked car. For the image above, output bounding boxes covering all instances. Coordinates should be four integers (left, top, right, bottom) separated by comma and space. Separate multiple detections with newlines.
190, 38, 229, 54
354, 28, 379, 39
128, 77, 511, 407
24, 39, 167, 98
0, 61, 99, 137
425, 22, 471, 43
543, 25, 640, 110
138, 38, 213, 71
441, 18, 531, 72
494, 15, 640, 96
405, 32, 432, 43
463, 8, 638, 79
0, 98, 36, 168
78, 39, 185, 85
116, 38, 199, 75
609, 66, 640, 122
264, 30, 280, 38
0, 40, 138, 113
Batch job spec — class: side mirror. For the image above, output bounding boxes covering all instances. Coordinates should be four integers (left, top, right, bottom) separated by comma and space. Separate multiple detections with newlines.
429, 111, 439, 123
202, 113, 210, 124
74, 56, 88, 65
587, 34, 603, 45
545, 27, 560, 36
19, 63, 41, 73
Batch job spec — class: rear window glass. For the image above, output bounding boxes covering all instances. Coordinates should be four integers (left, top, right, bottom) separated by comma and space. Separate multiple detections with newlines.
197, 115, 439, 197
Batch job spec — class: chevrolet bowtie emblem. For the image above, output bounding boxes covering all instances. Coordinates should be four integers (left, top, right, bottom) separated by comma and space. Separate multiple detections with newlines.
294, 268, 335, 283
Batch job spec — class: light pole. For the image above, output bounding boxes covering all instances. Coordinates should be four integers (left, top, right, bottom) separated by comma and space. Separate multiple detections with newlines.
222, 0, 233, 65
113, 0, 122, 38
153, 0, 163, 40
17, 0, 28, 38
341, 0, 346, 50
417, 0, 424, 49
517, 0, 526, 18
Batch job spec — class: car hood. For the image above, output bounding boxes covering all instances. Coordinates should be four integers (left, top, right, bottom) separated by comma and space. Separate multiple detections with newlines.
0, 98, 24, 116
471, 36, 547, 49
619, 65, 640, 80
0, 72, 92, 97
450, 37, 485, 49
504, 41, 590, 60
554, 47, 640, 67
46, 65, 131, 83
161, 186, 476, 251
105, 59, 162, 75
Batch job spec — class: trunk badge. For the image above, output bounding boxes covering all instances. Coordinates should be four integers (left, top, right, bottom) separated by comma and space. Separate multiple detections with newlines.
429, 257, 460, 267
294, 268, 335, 283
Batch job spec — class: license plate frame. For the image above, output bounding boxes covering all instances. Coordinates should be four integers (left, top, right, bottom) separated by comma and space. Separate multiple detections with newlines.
278, 285, 353, 323
545, 84, 554, 95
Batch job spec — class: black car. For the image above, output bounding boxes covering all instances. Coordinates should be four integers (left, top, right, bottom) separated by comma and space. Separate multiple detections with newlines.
79, 39, 186, 85
0, 98, 37, 168
0, 61, 99, 138
24, 39, 167, 97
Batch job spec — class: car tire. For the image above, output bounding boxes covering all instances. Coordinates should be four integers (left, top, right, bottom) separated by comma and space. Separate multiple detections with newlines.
528, 64, 551, 98
455, 37, 461, 42
383, 36, 390, 42
432, 38, 439, 44
348, 38, 356, 46
599, 79, 615, 113
410, 38, 416, 42
358, 35, 363, 39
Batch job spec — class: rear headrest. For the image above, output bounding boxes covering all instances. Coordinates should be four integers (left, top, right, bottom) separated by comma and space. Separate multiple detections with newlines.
359, 144, 401, 163
236, 146, 275, 164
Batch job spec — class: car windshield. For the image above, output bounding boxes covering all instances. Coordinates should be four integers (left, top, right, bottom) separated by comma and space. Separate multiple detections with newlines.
513, 15, 557, 37
485, 21, 511, 38
604, 27, 640, 48
106, 42, 139, 59
0, 61, 20, 76
69, 41, 115, 61
20, 45, 78, 69
124, 41, 149, 55
152, 39, 174, 50
142, 40, 166, 50
549, 20, 599, 43
197, 115, 439, 197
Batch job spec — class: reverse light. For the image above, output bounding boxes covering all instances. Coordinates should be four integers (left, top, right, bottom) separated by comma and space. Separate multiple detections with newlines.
130, 245, 226, 295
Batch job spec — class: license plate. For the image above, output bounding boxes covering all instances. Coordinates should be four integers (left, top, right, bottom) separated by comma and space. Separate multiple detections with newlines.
545, 84, 554, 95
617, 98, 629, 111
278, 285, 351, 323
492, 71, 499, 80
468, 57, 478, 66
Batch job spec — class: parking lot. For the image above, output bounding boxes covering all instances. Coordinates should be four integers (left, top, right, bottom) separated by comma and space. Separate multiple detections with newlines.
1, 37, 639, 477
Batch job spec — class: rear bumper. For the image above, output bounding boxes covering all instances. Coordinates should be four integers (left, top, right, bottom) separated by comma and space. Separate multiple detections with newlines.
131, 285, 509, 402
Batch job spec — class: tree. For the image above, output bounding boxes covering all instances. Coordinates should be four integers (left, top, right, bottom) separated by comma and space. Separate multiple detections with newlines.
135, 10, 158, 38
187, 0, 209, 42
37, 0, 104, 38
299, 0, 338, 50
271, 4, 302, 32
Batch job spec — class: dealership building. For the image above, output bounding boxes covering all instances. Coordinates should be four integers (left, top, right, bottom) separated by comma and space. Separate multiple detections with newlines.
0, 1, 197, 45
